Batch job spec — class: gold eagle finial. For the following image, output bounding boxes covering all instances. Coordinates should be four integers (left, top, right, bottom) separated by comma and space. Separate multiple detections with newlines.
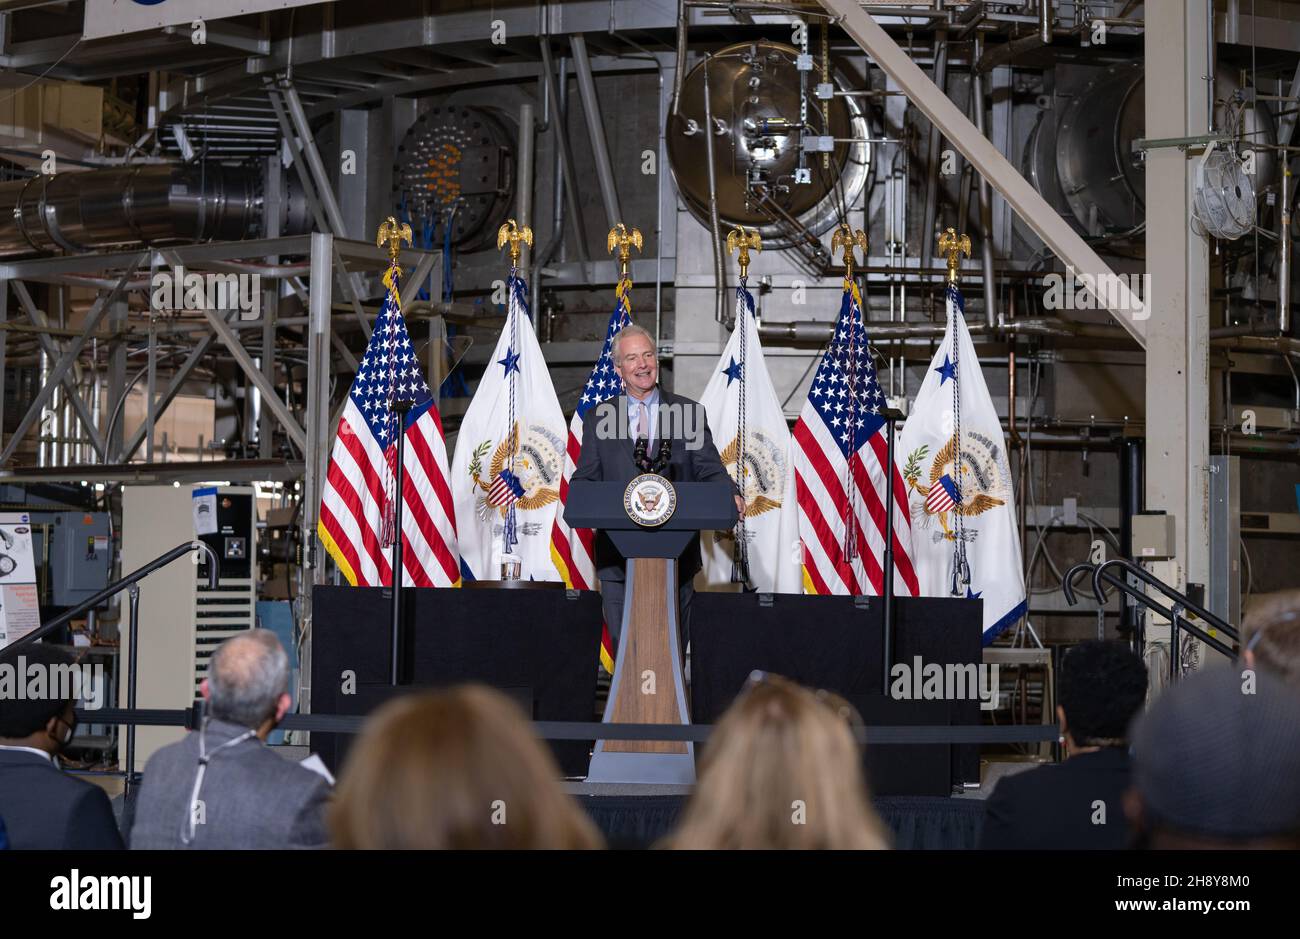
938, 228, 972, 283
496, 219, 534, 267
377, 216, 413, 264
726, 226, 762, 280
831, 223, 869, 280
606, 223, 643, 278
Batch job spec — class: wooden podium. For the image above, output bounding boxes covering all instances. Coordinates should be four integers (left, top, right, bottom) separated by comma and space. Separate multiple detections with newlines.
565, 480, 737, 784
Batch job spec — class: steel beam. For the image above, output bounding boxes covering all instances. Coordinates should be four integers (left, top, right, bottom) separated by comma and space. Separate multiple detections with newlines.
540, 39, 590, 263
155, 243, 306, 454
304, 232, 334, 649
266, 84, 331, 237
9, 282, 108, 460
1145, 2, 1211, 594
0, 283, 6, 455
106, 299, 127, 459
818, 0, 1147, 345
571, 35, 623, 230
280, 81, 352, 240
269, 81, 373, 341
0, 459, 305, 485
0, 265, 137, 465
0, 237, 318, 282
404, 250, 437, 307
198, 303, 306, 452
118, 315, 230, 463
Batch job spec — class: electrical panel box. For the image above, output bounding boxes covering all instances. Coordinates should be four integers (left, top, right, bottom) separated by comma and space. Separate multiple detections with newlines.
26, 510, 112, 610
1132, 513, 1176, 560
50, 512, 111, 606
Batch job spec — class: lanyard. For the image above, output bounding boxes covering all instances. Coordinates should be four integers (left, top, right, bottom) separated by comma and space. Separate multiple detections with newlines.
180, 721, 257, 846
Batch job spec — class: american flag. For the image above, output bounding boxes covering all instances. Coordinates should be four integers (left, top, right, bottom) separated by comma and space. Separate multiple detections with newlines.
317, 263, 460, 587
488, 469, 524, 507
549, 278, 633, 673
792, 279, 919, 597
925, 473, 962, 516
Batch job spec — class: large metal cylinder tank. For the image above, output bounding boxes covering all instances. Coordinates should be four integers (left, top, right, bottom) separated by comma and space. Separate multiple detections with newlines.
0, 163, 308, 258
1029, 61, 1276, 238
666, 40, 871, 247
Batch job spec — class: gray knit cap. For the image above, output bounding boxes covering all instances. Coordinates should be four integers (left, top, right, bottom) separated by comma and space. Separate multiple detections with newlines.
1131, 665, 1300, 839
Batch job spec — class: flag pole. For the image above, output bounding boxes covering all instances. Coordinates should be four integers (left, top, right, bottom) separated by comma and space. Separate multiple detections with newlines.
389, 397, 413, 684
880, 405, 904, 692
726, 225, 760, 589
378, 217, 417, 685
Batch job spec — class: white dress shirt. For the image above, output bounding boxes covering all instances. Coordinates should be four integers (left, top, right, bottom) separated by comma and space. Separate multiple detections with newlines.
627, 387, 661, 446
0, 744, 54, 763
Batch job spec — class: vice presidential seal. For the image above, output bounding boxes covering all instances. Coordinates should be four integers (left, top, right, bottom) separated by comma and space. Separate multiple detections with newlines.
624, 474, 676, 527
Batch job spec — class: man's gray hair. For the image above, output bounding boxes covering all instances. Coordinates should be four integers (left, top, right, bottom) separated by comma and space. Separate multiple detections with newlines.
611, 323, 654, 364
207, 629, 290, 728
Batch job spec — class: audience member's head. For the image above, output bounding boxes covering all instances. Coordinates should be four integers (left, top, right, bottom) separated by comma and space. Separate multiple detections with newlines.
1241, 589, 1300, 686
1056, 640, 1148, 755
200, 630, 291, 738
1127, 665, 1300, 849
0, 642, 80, 755
666, 673, 890, 850
330, 685, 603, 849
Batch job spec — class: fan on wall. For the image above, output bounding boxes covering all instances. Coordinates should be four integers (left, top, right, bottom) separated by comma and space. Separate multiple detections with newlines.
1192, 143, 1257, 240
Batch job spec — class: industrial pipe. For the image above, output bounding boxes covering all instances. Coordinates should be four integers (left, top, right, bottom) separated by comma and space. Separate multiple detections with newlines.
971, 38, 998, 330
1281, 168, 1292, 335
538, 42, 589, 263
516, 102, 535, 273
701, 56, 728, 325
920, 32, 948, 270
0, 164, 304, 258
571, 35, 622, 230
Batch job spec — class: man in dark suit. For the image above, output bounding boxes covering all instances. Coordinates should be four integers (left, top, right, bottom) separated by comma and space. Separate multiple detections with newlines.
571, 323, 742, 650
0, 642, 124, 849
979, 641, 1147, 850
129, 630, 329, 849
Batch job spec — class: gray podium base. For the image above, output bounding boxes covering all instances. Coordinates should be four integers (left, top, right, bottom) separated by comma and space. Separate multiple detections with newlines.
586, 746, 696, 785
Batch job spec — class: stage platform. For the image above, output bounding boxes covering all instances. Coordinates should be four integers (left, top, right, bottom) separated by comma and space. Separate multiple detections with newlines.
106, 758, 1033, 850
566, 783, 988, 850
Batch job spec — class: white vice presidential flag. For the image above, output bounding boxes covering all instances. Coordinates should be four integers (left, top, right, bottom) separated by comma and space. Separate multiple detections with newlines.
451, 272, 566, 581
699, 284, 802, 593
898, 282, 1026, 642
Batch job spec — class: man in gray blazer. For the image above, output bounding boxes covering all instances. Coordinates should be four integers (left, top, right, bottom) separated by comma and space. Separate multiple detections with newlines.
571, 324, 742, 649
129, 630, 329, 849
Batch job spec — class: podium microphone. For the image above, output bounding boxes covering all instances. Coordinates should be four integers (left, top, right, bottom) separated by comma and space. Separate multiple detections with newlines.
633, 435, 648, 470
656, 438, 672, 476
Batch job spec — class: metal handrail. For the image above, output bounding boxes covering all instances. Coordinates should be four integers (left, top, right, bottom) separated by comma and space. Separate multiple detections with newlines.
1093, 558, 1238, 642
10, 540, 219, 793
11, 540, 218, 648
1063, 559, 1239, 683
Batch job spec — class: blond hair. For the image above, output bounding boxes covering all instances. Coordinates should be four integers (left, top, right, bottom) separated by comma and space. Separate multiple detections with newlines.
665, 675, 891, 850
331, 685, 604, 850
1242, 589, 1300, 687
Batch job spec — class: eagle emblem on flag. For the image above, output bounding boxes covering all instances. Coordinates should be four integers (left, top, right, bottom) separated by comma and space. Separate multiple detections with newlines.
718, 429, 786, 519
903, 433, 1007, 541
467, 421, 563, 520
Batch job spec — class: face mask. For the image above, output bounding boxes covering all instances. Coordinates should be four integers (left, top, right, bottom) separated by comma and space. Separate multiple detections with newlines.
51, 713, 77, 747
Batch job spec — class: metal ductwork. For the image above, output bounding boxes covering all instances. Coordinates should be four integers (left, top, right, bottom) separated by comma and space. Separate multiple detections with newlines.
0, 164, 309, 258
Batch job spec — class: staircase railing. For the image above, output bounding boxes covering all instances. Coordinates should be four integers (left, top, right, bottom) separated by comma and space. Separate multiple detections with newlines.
10, 540, 219, 792
1062, 557, 1240, 683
